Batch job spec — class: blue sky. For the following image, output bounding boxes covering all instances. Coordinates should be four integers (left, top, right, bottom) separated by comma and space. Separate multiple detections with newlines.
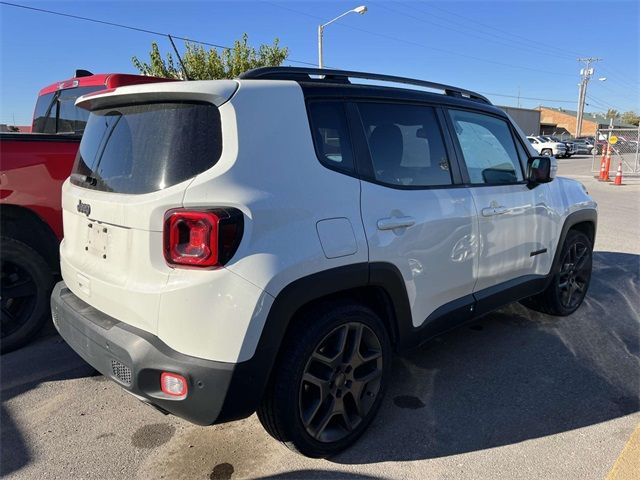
1, 0, 638, 125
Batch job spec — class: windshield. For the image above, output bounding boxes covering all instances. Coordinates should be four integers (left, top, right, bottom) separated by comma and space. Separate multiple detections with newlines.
71, 102, 222, 194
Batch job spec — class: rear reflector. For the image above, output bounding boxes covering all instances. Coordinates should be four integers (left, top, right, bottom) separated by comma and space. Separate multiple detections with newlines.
160, 372, 188, 398
163, 208, 244, 268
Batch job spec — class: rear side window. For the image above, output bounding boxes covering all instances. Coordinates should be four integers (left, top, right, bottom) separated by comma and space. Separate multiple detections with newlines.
357, 102, 452, 187
307, 102, 355, 173
448, 110, 524, 185
32, 92, 56, 133
72, 102, 222, 194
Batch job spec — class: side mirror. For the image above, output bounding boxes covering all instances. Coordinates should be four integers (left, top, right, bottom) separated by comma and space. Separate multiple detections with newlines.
527, 156, 553, 187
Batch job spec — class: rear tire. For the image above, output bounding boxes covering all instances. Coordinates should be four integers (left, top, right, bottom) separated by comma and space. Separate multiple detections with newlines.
542, 148, 553, 156
521, 230, 592, 316
257, 301, 391, 458
1, 237, 55, 353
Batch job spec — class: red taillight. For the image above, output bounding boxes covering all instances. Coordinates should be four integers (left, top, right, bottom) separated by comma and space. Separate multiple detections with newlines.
160, 372, 188, 398
163, 208, 243, 268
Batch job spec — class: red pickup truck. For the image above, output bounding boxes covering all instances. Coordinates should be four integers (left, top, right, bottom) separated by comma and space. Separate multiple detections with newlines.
0, 70, 171, 352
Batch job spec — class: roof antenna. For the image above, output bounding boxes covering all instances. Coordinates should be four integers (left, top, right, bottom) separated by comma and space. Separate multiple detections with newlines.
168, 34, 190, 80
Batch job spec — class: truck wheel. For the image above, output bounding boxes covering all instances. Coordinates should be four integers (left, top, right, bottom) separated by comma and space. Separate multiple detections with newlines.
541, 149, 552, 156
1, 237, 55, 353
257, 301, 391, 458
521, 230, 592, 316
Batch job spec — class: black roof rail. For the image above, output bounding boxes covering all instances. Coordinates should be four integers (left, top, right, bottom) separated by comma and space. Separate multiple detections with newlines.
239, 67, 491, 104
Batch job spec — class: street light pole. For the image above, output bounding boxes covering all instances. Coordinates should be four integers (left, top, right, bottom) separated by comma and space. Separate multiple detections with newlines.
318, 24, 324, 69
575, 57, 602, 137
318, 6, 367, 69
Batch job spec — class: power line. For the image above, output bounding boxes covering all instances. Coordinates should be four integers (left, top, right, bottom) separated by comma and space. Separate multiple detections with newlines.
598, 65, 639, 89
0, 1, 319, 67
478, 92, 577, 103
597, 65, 639, 91
266, 1, 575, 78
412, 1, 587, 60
586, 94, 624, 113
378, 1, 579, 62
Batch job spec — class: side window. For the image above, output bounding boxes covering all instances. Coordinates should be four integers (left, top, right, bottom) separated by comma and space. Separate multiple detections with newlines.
32, 92, 57, 134
448, 109, 524, 185
514, 137, 530, 165
307, 102, 355, 173
357, 102, 452, 187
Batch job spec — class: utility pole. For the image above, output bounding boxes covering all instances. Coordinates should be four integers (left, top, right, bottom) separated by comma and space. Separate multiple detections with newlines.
575, 57, 601, 137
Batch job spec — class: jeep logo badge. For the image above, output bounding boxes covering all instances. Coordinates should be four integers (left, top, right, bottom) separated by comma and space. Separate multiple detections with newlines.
77, 200, 91, 217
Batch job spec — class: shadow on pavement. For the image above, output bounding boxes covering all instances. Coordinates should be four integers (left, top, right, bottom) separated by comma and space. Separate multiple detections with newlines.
334, 251, 639, 464
1, 252, 638, 474
1, 335, 96, 476
255, 470, 383, 479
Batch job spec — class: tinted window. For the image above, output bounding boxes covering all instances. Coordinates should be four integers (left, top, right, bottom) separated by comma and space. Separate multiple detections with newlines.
32, 87, 102, 134
72, 102, 222, 194
32, 92, 56, 133
448, 110, 524, 184
307, 102, 354, 173
57, 87, 101, 133
514, 137, 529, 161
358, 103, 452, 187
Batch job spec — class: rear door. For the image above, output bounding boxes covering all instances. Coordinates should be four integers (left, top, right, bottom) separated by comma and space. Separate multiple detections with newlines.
355, 101, 479, 330
61, 98, 227, 335
445, 108, 552, 293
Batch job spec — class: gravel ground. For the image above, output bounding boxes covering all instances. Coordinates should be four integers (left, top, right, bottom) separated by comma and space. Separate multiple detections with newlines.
2, 156, 638, 480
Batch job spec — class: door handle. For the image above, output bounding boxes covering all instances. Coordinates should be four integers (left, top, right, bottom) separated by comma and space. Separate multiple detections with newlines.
481, 206, 508, 217
377, 216, 416, 230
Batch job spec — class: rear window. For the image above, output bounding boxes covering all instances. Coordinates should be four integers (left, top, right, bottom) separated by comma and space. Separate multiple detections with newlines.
71, 102, 222, 194
32, 86, 102, 134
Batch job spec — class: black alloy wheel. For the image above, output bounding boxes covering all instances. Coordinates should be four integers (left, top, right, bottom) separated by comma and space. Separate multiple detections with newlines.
521, 230, 593, 316
0, 237, 54, 353
1, 259, 38, 338
557, 240, 591, 311
299, 321, 383, 443
257, 301, 390, 458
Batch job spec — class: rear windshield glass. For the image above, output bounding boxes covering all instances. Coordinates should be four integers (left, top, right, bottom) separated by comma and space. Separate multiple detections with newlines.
71, 102, 221, 194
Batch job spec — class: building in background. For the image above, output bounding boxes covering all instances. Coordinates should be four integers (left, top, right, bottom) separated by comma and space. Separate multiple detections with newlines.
499, 106, 541, 136
538, 106, 635, 137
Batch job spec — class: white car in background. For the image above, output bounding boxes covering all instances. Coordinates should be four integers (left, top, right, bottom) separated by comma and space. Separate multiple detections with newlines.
527, 136, 566, 157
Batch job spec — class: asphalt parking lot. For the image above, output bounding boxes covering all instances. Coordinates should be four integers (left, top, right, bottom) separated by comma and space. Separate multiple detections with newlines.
2, 155, 639, 480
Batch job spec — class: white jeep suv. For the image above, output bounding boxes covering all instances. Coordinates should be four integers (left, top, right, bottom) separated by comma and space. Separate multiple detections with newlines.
527, 135, 567, 157
52, 67, 597, 458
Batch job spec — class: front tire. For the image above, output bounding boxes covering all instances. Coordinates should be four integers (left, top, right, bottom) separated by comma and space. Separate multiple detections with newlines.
1, 237, 55, 353
257, 301, 391, 458
522, 230, 592, 316
542, 148, 553, 156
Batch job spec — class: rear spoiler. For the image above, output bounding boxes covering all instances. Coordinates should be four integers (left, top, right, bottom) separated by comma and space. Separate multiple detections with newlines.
75, 80, 239, 111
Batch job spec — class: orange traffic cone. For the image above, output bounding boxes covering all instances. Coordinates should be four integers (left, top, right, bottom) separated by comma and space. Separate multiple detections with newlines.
613, 161, 623, 185
603, 146, 612, 181
598, 145, 608, 180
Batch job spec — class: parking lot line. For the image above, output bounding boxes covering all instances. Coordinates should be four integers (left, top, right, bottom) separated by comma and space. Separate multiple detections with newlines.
606, 422, 640, 480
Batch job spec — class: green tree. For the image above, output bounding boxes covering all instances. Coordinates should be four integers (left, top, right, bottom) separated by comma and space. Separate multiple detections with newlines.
605, 108, 620, 119
132, 33, 288, 80
620, 111, 640, 126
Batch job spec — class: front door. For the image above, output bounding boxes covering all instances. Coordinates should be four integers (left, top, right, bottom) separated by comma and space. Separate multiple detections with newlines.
446, 108, 552, 292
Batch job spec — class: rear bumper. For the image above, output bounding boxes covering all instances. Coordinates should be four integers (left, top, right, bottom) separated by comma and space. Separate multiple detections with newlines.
51, 281, 263, 425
